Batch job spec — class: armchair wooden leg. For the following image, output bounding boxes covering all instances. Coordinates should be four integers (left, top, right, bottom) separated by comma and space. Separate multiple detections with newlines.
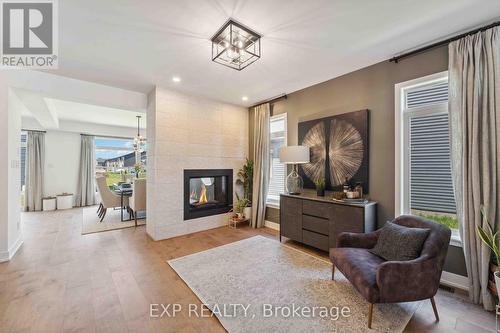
332, 265, 335, 281
368, 303, 373, 329
430, 297, 439, 322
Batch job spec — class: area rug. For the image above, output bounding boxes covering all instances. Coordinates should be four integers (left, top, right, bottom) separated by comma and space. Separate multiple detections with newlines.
81, 206, 145, 235
168, 235, 421, 333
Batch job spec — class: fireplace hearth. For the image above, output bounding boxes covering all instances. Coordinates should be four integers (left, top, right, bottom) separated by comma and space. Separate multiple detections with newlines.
184, 169, 233, 220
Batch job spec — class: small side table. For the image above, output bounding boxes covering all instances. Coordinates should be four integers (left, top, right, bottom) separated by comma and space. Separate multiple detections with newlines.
56, 193, 74, 210
42, 197, 56, 211
228, 215, 249, 228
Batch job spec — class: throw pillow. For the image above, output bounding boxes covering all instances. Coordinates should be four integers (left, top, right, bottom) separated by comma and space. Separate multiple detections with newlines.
370, 222, 430, 261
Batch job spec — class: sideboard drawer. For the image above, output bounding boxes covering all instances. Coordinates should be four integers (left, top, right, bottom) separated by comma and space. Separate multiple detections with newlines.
302, 200, 330, 219
302, 230, 329, 251
281, 196, 302, 215
302, 215, 329, 235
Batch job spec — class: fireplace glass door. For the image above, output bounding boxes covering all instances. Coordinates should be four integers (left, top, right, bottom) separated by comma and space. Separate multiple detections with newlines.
189, 177, 227, 209
184, 169, 233, 220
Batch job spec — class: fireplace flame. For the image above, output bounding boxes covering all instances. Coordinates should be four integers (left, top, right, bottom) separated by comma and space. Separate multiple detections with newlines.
198, 183, 208, 204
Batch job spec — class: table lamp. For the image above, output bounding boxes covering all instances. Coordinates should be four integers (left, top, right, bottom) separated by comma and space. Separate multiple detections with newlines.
279, 145, 310, 194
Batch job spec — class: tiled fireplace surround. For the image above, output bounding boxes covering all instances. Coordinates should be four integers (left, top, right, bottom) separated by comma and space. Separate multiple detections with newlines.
146, 87, 248, 240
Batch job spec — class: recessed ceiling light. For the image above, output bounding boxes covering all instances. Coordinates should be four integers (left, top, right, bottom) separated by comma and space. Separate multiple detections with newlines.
242, 96, 248, 101
172, 76, 181, 82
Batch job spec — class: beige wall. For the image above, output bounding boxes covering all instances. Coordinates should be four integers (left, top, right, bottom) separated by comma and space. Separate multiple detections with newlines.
147, 87, 248, 240
251, 45, 449, 226
250, 45, 468, 278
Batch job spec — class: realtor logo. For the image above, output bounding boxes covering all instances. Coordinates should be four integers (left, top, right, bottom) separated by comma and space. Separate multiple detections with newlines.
1, 0, 58, 68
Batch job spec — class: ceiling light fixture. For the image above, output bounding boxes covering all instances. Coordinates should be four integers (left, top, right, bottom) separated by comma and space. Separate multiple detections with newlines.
172, 76, 181, 82
211, 19, 261, 71
242, 96, 248, 101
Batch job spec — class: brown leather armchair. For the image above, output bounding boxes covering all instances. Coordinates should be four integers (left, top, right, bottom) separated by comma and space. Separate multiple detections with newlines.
329, 215, 451, 328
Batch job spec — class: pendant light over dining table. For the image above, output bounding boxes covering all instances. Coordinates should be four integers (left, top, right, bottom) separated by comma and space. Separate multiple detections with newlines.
133, 115, 146, 153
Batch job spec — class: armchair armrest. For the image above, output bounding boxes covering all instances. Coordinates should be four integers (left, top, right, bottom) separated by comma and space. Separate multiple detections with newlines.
337, 231, 380, 249
376, 255, 441, 303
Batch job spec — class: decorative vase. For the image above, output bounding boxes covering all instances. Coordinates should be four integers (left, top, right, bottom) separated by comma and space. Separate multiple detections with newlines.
244, 206, 252, 220
316, 188, 325, 196
495, 271, 500, 298
286, 165, 304, 194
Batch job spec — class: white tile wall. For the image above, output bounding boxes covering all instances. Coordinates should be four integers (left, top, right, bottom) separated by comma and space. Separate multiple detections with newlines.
146, 87, 248, 240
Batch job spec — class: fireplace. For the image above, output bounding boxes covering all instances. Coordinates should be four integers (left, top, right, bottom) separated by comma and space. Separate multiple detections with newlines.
184, 169, 233, 220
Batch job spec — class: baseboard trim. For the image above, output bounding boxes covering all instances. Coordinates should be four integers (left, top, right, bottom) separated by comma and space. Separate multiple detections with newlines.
0, 235, 23, 262
441, 271, 469, 292
264, 220, 280, 231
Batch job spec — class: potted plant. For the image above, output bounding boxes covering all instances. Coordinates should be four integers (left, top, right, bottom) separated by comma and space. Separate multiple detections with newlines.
236, 158, 253, 219
234, 193, 250, 219
315, 178, 326, 196
476, 206, 500, 296
134, 162, 143, 179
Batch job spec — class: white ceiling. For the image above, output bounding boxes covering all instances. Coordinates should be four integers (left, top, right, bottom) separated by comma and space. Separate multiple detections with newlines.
51, 0, 500, 106
44, 98, 146, 128
12, 71, 147, 133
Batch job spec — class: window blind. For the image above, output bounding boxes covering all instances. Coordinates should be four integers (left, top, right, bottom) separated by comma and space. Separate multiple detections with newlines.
406, 81, 448, 109
409, 110, 456, 214
267, 115, 286, 204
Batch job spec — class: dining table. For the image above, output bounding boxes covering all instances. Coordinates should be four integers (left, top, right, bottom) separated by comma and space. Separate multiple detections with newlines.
113, 183, 133, 222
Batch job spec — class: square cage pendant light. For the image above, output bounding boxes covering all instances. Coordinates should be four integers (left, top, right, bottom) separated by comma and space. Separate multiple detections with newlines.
211, 19, 261, 71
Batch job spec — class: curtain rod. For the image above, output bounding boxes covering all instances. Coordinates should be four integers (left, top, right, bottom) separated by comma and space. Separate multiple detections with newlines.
390, 20, 500, 63
22, 129, 46, 133
251, 94, 287, 108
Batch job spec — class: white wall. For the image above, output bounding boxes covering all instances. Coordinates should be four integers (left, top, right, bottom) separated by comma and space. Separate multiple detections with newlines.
43, 131, 81, 197
147, 87, 248, 240
8, 89, 22, 255
0, 82, 23, 262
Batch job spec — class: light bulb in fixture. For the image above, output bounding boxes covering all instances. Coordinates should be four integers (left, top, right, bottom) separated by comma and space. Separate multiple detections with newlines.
227, 48, 240, 59
172, 76, 181, 83
242, 96, 248, 101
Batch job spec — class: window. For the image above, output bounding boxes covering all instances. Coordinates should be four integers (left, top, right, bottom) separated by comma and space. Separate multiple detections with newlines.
95, 137, 147, 187
267, 113, 287, 206
395, 72, 459, 242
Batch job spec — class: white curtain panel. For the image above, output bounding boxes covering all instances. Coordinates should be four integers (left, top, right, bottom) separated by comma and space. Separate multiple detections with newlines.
25, 131, 45, 211
449, 26, 499, 310
76, 135, 96, 207
251, 103, 271, 228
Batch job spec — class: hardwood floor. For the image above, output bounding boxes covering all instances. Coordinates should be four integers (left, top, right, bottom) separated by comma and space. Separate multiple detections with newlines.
0, 208, 495, 333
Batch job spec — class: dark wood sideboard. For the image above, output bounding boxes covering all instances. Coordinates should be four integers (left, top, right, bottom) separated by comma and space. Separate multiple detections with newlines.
279, 191, 377, 251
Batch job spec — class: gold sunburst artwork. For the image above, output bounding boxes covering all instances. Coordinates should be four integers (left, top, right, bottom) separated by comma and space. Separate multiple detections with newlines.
298, 109, 369, 193
328, 119, 364, 186
301, 122, 326, 182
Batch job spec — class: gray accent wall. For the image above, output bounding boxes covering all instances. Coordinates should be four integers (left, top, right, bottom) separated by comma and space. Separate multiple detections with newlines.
251, 45, 467, 278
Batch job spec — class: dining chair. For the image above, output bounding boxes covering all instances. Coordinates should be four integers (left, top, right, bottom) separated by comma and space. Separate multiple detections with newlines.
95, 176, 129, 222
128, 178, 146, 226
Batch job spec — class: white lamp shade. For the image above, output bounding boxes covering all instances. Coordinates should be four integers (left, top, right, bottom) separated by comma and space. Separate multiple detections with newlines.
279, 145, 310, 164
